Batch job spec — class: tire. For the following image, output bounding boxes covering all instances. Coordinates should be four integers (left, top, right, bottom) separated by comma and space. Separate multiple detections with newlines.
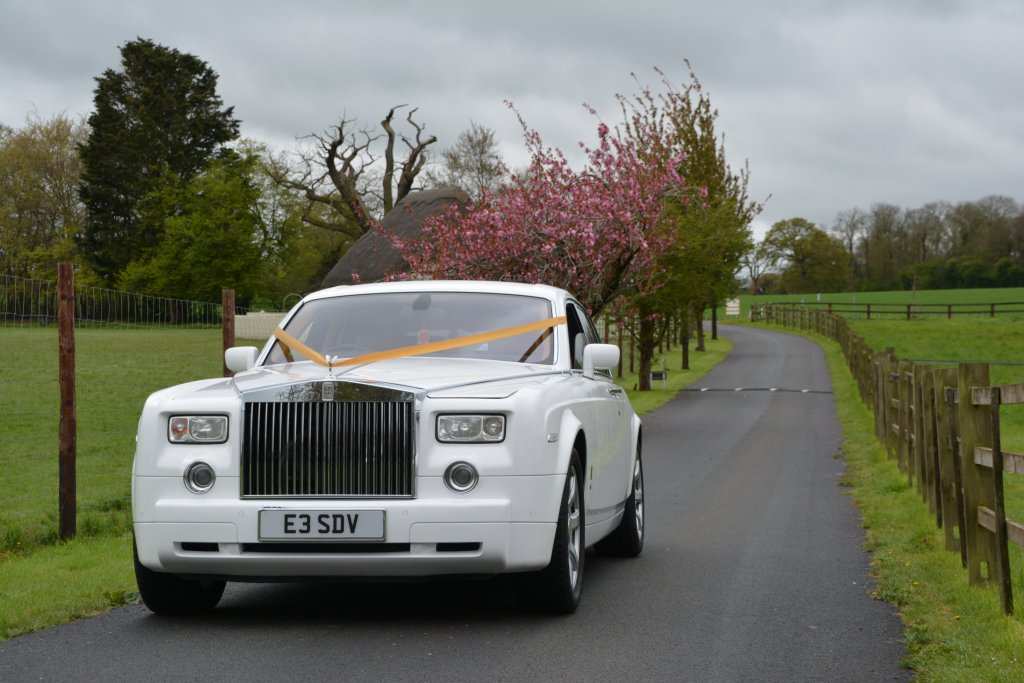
596, 449, 644, 558
133, 537, 225, 614
527, 450, 585, 614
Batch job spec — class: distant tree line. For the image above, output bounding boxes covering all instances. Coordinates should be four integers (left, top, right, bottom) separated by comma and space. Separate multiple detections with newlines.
749, 197, 1024, 295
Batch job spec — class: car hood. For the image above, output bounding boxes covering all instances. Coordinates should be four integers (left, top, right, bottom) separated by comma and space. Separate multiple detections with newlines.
227, 357, 563, 399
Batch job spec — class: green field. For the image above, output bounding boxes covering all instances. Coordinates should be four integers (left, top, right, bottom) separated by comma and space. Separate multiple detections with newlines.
740, 286, 1024, 307
0, 327, 223, 552
849, 316, 1024, 583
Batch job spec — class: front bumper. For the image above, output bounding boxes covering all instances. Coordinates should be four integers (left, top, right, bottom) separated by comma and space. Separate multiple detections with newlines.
133, 475, 562, 578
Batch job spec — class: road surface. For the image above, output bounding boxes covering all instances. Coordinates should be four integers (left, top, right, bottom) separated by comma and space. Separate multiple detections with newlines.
0, 324, 909, 681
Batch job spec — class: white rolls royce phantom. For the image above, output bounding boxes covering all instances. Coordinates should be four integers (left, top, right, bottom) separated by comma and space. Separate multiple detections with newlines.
132, 280, 644, 614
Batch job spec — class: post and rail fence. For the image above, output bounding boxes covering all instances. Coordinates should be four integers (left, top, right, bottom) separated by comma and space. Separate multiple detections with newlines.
751, 300, 1024, 321
752, 302, 1023, 615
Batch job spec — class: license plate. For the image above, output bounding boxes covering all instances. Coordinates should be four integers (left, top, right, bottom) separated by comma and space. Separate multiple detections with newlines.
258, 509, 385, 541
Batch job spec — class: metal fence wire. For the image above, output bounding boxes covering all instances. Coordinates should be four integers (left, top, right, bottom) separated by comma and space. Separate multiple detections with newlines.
0, 273, 271, 550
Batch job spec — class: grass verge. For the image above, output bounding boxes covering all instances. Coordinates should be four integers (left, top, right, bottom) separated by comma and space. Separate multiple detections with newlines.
0, 534, 137, 640
0, 336, 731, 641
819, 331, 1024, 681
1, 327, 223, 553
622, 335, 732, 416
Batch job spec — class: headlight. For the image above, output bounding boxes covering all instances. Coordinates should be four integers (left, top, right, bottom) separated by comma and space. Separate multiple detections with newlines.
168, 415, 229, 443
436, 415, 505, 443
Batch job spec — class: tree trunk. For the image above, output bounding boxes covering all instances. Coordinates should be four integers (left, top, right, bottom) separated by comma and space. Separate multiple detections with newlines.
637, 311, 656, 391
711, 303, 718, 340
616, 319, 624, 378
696, 307, 706, 352
681, 313, 690, 370
628, 318, 635, 374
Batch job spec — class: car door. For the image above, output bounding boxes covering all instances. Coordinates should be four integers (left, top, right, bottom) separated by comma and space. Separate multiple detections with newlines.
566, 303, 630, 523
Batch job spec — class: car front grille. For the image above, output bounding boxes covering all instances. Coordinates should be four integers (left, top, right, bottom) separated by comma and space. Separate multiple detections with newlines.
240, 388, 416, 498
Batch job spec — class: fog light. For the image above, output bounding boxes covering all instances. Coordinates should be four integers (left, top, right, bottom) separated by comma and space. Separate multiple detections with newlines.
184, 461, 216, 494
444, 461, 478, 493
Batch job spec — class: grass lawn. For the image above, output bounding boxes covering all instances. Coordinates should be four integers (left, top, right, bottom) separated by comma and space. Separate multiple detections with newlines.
739, 286, 1024, 308
0, 327, 223, 552
848, 317, 1024, 540
0, 535, 137, 640
0, 330, 730, 640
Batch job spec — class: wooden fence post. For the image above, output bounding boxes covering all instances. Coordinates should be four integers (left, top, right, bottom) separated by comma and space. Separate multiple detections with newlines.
883, 349, 896, 456
957, 362, 996, 585
913, 364, 928, 500
57, 262, 76, 540
987, 387, 1014, 614
897, 361, 912, 477
872, 352, 887, 443
933, 368, 959, 552
222, 288, 235, 377
948, 374, 969, 567
920, 366, 940, 521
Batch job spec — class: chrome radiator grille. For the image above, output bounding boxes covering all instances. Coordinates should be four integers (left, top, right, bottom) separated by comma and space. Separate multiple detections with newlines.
241, 399, 415, 498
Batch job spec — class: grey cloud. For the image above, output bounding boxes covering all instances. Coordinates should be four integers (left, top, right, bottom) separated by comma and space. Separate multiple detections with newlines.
1, 0, 1021, 239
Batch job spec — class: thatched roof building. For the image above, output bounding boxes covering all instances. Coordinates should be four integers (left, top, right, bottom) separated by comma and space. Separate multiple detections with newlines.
321, 187, 469, 287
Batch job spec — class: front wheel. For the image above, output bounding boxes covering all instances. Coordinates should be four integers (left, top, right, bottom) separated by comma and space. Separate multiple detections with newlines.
596, 449, 644, 557
527, 450, 584, 613
134, 538, 225, 614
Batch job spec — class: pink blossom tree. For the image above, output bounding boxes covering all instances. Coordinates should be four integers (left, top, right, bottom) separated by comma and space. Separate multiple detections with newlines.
393, 103, 690, 317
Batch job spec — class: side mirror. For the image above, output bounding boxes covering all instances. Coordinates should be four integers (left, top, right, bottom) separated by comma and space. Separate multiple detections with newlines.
225, 346, 259, 373
582, 343, 620, 379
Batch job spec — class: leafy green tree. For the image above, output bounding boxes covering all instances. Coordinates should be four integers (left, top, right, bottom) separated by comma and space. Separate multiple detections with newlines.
0, 114, 88, 278
832, 195, 1022, 291
78, 38, 240, 284
762, 217, 850, 293
118, 157, 262, 302
993, 257, 1024, 287
617, 64, 760, 384
860, 203, 906, 290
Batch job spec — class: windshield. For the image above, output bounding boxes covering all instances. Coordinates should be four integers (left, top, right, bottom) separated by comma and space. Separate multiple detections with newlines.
264, 291, 556, 366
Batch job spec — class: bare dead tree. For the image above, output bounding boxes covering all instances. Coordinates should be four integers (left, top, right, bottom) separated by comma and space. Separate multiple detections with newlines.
743, 241, 773, 294
272, 105, 437, 240
423, 121, 504, 203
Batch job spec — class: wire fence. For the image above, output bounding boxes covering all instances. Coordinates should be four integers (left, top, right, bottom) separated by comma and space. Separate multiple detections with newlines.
0, 272, 284, 552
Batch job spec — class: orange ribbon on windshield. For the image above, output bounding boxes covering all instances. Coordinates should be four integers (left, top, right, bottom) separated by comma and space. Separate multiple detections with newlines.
273, 316, 567, 369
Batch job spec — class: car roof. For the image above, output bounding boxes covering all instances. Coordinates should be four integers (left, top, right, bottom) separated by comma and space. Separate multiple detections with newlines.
302, 280, 570, 303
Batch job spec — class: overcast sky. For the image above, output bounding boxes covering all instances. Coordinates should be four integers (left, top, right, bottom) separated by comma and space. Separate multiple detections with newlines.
2, 0, 1021, 238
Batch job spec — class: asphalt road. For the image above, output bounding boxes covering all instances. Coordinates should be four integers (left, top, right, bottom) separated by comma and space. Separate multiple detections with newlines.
0, 324, 909, 682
